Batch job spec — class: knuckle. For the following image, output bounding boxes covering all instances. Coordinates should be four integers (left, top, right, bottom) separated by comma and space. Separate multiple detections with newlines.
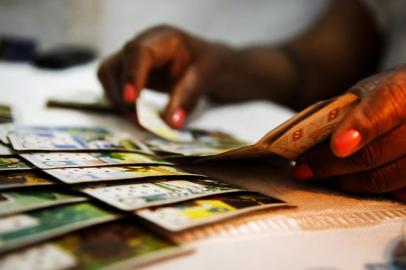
97, 62, 108, 81
136, 24, 184, 45
351, 106, 377, 135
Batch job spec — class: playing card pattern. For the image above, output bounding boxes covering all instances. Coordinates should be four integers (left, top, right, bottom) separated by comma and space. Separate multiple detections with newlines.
81, 179, 243, 211
0, 120, 286, 269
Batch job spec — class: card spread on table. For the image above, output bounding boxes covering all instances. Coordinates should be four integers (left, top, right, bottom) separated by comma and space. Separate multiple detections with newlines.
0, 221, 190, 270
21, 151, 172, 169
8, 126, 141, 151
81, 179, 243, 211
0, 189, 87, 217
0, 171, 57, 190
0, 157, 33, 171
0, 202, 119, 253
136, 192, 288, 231
44, 165, 202, 184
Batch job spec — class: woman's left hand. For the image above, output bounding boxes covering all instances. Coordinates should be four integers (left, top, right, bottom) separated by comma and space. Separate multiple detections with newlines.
292, 65, 406, 201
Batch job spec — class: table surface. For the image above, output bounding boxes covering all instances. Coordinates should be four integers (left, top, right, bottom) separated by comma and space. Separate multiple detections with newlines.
1, 61, 405, 270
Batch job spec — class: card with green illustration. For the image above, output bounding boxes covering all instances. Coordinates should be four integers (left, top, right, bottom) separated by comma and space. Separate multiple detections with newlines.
0, 171, 57, 190
0, 221, 190, 270
8, 126, 144, 152
21, 151, 172, 169
0, 189, 87, 216
44, 165, 202, 184
137, 192, 289, 231
0, 157, 33, 171
0, 202, 119, 253
81, 179, 244, 211
0, 104, 12, 123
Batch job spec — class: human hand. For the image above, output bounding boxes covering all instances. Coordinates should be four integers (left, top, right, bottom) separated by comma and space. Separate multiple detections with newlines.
292, 65, 406, 201
97, 25, 232, 128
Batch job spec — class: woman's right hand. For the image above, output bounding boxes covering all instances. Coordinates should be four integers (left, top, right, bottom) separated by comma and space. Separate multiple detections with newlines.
97, 25, 233, 128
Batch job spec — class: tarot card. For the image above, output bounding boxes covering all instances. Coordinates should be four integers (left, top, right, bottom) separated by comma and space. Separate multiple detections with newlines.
202, 93, 359, 161
0, 221, 190, 270
0, 189, 87, 216
0, 171, 57, 190
0, 123, 12, 145
44, 165, 202, 184
8, 126, 141, 151
46, 92, 114, 113
0, 202, 119, 253
147, 138, 243, 157
136, 192, 289, 231
0, 157, 33, 171
81, 179, 243, 211
136, 99, 193, 142
21, 152, 172, 169
0, 143, 14, 156
0, 104, 12, 123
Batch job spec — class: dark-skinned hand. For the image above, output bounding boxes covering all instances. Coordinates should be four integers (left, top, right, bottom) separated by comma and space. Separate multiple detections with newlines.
293, 65, 406, 202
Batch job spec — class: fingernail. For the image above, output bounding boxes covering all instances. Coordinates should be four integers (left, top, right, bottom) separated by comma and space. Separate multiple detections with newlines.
171, 108, 186, 129
292, 162, 314, 180
123, 84, 137, 104
333, 129, 362, 157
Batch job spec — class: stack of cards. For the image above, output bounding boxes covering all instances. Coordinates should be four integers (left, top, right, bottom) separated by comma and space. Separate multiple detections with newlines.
0, 119, 288, 269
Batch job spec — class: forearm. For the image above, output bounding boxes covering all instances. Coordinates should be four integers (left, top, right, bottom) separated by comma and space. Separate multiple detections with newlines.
208, 0, 383, 110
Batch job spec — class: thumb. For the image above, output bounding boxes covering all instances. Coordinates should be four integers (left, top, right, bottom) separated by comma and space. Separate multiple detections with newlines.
164, 65, 204, 128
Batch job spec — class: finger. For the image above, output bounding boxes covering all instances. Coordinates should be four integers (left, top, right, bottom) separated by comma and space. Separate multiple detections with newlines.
97, 53, 125, 113
331, 70, 406, 157
121, 43, 154, 105
332, 155, 406, 194
293, 123, 406, 180
164, 65, 204, 128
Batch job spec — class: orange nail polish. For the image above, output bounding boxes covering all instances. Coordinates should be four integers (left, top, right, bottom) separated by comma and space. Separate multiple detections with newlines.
123, 84, 137, 104
171, 108, 186, 129
333, 129, 362, 157
292, 162, 314, 180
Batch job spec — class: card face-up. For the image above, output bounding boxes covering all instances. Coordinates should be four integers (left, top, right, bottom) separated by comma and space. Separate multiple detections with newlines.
21, 152, 172, 169
137, 192, 288, 231
0, 221, 190, 270
0, 143, 13, 156
147, 138, 244, 157
137, 99, 193, 143
0, 104, 12, 123
8, 126, 138, 151
0, 202, 119, 253
0, 190, 87, 217
0, 171, 56, 190
44, 165, 202, 184
81, 179, 243, 211
0, 157, 32, 171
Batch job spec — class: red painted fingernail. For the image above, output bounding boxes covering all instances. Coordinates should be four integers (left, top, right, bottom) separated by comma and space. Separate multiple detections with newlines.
171, 108, 186, 129
292, 162, 314, 180
333, 129, 362, 157
123, 84, 137, 104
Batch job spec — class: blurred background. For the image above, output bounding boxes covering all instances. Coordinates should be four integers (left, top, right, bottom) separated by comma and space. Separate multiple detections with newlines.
0, 0, 329, 57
